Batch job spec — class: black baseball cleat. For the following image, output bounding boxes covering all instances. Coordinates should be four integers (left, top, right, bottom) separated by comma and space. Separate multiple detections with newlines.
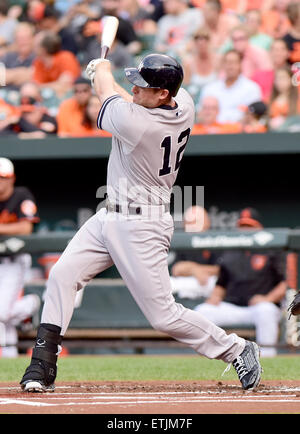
20, 323, 62, 393
20, 359, 57, 393
223, 341, 262, 390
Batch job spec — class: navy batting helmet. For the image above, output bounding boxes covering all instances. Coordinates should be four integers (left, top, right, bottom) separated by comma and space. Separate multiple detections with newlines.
124, 54, 184, 97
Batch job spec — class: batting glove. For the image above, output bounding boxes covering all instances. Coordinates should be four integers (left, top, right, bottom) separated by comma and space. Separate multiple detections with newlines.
86, 58, 110, 85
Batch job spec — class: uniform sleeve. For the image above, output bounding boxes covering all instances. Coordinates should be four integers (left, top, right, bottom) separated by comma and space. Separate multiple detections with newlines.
17, 188, 40, 223
97, 95, 147, 152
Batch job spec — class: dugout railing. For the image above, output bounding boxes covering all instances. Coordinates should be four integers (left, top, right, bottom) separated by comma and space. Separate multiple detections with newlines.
1, 227, 298, 353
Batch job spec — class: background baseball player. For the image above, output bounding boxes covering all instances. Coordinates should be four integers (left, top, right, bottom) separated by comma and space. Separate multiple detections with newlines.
0, 158, 40, 357
20, 53, 262, 392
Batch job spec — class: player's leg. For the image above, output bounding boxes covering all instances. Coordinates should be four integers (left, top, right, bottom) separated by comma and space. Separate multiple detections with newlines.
104, 212, 262, 389
20, 209, 114, 392
0, 325, 18, 358
0, 258, 32, 356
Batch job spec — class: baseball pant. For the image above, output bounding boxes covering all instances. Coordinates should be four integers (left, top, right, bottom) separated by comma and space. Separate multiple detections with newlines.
41, 208, 245, 363
0, 254, 39, 357
195, 301, 282, 357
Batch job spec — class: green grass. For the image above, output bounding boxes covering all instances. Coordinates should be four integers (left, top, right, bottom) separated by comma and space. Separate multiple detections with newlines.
0, 355, 299, 383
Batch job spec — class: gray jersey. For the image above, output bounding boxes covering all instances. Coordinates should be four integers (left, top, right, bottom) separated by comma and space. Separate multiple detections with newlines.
97, 88, 195, 206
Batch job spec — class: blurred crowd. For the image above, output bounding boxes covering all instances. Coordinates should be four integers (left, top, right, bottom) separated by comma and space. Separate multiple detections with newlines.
0, 0, 300, 137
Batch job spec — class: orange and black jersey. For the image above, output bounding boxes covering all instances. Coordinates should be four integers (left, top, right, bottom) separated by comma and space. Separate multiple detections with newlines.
0, 187, 39, 224
216, 250, 286, 307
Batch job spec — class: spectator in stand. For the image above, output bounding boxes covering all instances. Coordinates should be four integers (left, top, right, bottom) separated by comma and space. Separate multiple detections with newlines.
199, 50, 262, 123
261, 0, 291, 39
202, 0, 240, 52
67, 94, 111, 137
0, 22, 35, 90
0, 0, 18, 57
0, 82, 58, 137
270, 37, 291, 70
240, 101, 268, 133
245, 9, 273, 51
119, 0, 157, 36
182, 26, 219, 103
32, 31, 81, 98
169, 206, 220, 300
56, 76, 92, 137
283, 2, 300, 64
80, 0, 142, 56
36, 5, 79, 55
0, 158, 40, 358
53, 0, 101, 42
252, 38, 290, 102
268, 65, 300, 130
192, 95, 241, 134
16, 82, 57, 138
194, 207, 287, 357
25, 0, 48, 23
154, 0, 204, 58
226, 25, 273, 80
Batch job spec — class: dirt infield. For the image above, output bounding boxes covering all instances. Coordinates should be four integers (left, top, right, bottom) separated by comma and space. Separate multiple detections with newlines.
0, 380, 300, 414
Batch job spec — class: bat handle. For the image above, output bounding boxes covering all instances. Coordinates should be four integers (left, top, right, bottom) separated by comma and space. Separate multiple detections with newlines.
100, 45, 109, 59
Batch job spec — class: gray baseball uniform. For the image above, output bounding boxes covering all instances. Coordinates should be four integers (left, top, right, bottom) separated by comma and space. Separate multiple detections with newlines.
41, 88, 245, 362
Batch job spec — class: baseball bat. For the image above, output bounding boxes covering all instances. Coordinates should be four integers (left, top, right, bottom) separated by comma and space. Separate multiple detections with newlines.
100, 16, 119, 59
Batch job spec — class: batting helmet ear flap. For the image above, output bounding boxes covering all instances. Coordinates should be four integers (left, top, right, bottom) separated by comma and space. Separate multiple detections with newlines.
125, 53, 184, 96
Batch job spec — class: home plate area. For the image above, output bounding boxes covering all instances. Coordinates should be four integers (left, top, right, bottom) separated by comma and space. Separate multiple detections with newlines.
1, 381, 300, 414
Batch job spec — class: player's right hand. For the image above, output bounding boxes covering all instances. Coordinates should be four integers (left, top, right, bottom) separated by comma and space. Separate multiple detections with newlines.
86, 58, 110, 85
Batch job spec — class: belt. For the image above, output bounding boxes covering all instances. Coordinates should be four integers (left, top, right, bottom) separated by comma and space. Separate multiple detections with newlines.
105, 200, 170, 216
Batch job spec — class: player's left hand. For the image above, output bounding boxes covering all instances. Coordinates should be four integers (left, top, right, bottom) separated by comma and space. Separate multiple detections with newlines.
86, 58, 110, 85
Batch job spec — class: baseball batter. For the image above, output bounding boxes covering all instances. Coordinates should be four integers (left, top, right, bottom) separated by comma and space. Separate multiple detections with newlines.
20, 54, 262, 392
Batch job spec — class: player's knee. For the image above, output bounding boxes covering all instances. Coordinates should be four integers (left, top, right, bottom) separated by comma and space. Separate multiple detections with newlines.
48, 260, 67, 287
255, 301, 278, 315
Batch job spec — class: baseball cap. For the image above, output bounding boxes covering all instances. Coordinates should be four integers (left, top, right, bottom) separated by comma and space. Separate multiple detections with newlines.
0, 158, 14, 178
248, 101, 267, 117
74, 77, 91, 86
237, 207, 262, 228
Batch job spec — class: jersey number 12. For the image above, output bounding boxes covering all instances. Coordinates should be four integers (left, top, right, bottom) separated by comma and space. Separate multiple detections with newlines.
159, 128, 191, 177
